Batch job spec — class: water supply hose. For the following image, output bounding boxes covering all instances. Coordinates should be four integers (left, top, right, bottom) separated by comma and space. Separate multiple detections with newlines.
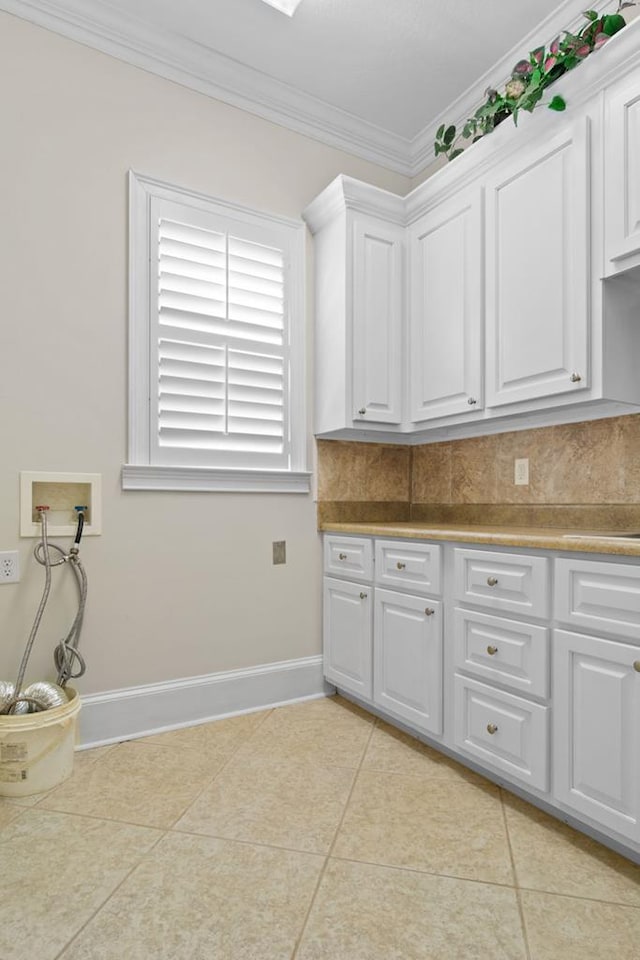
10, 507, 53, 710
5, 507, 88, 714
33, 510, 88, 686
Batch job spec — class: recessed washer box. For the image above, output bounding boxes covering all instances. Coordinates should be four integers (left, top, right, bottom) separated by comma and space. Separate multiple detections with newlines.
20, 471, 102, 537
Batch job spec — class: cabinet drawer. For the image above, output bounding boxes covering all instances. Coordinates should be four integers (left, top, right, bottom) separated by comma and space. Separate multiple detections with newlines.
454, 675, 549, 791
453, 608, 549, 698
453, 548, 549, 617
555, 557, 640, 642
324, 536, 373, 582
375, 539, 442, 595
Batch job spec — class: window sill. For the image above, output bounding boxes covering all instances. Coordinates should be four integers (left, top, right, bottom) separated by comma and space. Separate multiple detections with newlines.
122, 464, 312, 493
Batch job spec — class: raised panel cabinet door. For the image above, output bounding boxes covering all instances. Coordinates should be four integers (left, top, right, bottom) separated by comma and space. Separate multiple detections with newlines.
323, 577, 372, 699
485, 117, 590, 407
373, 588, 443, 735
605, 74, 640, 272
351, 214, 404, 424
553, 629, 640, 843
409, 188, 483, 422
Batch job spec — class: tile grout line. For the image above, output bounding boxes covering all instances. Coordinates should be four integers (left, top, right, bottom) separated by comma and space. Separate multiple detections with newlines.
289, 715, 379, 960
500, 788, 532, 960
326, 853, 521, 891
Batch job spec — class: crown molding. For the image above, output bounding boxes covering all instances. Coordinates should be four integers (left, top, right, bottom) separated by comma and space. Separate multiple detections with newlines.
0, 0, 629, 180
0, 0, 414, 175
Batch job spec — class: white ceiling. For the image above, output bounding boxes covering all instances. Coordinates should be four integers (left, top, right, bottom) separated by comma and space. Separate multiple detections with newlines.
103, 0, 568, 139
1, 0, 610, 173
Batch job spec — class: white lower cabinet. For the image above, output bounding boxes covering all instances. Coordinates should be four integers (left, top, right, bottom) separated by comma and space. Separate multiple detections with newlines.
374, 588, 442, 735
322, 534, 640, 857
323, 577, 372, 699
553, 628, 640, 843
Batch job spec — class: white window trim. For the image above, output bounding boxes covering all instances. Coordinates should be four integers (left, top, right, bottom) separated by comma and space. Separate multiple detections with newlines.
124, 171, 310, 493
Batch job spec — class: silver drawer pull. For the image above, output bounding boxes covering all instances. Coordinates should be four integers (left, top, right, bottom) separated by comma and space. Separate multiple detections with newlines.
396, 561, 406, 570
467, 397, 477, 405
424, 607, 435, 616
634, 661, 640, 673
338, 553, 347, 560
487, 723, 498, 735
487, 576, 499, 587
570, 372, 582, 383
359, 592, 367, 600
358, 407, 366, 415
487, 645, 498, 656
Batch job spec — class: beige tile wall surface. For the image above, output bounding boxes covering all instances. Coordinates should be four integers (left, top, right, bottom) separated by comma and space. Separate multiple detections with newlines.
317, 415, 640, 526
3, 697, 638, 959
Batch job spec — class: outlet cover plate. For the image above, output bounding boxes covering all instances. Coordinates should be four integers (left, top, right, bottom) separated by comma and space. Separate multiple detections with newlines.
0, 551, 19, 583
272, 541, 286, 564
514, 458, 529, 486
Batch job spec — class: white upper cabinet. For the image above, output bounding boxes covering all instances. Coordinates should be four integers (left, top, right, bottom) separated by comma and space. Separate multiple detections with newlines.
485, 117, 590, 408
352, 213, 404, 424
305, 30, 640, 443
604, 72, 640, 274
303, 177, 405, 436
409, 187, 483, 422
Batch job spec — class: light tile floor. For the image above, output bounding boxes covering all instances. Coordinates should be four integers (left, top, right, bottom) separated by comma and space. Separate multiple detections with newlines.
1, 695, 639, 959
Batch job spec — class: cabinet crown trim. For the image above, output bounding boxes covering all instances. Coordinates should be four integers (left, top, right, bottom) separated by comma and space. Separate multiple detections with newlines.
303, 175, 406, 233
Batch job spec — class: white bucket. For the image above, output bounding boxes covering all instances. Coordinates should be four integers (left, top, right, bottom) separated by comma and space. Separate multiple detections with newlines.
0, 689, 80, 797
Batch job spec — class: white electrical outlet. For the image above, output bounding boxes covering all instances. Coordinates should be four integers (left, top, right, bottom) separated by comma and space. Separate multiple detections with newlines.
514, 458, 530, 486
0, 551, 19, 583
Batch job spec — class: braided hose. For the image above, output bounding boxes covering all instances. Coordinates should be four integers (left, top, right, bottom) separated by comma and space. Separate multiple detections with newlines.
9, 509, 53, 712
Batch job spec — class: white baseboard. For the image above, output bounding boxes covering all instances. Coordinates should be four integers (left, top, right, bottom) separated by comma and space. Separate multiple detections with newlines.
77, 655, 333, 749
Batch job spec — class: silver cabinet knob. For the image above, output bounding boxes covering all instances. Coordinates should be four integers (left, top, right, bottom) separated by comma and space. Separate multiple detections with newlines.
634, 661, 640, 672
570, 373, 582, 383
358, 407, 366, 415
359, 592, 367, 600
424, 607, 435, 616
487, 576, 499, 587
467, 397, 477, 405
338, 553, 347, 560
487, 723, 498, 735
396, 561, 406, 570
487, 645, 498, 656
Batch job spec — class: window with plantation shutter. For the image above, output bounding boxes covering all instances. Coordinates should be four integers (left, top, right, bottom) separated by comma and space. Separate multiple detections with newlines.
125, 173, 309, 492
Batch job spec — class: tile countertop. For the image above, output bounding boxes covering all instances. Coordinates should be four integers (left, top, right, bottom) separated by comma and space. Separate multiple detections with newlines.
319, 521, 640, 557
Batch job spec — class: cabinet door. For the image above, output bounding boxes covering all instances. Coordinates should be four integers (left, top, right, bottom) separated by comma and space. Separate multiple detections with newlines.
605, 74, 640, 273
485, 118, 590, 407
409, 189, 483, 421
554, 629, 640, 843
351, 214, 404, 424
323, 577, 372, 699
374, 588, 443, 735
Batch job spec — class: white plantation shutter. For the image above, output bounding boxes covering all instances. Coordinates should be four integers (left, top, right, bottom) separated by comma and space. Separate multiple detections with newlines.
146, 194, 297, 470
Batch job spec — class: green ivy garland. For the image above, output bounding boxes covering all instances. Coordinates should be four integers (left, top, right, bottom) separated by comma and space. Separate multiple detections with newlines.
434, 3, 636, 162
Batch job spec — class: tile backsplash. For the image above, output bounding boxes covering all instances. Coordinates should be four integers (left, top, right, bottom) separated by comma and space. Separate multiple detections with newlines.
317, 414, 640, 527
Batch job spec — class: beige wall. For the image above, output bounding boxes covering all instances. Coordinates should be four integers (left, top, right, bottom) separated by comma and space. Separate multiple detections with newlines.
0, 13, 410, 693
